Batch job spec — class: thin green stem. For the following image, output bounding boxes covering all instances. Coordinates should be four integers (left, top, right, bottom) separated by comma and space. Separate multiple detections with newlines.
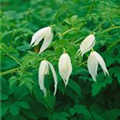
78, 61, 87, 67
99, 26, 120, 35
0, 46, 22, 66
92, 17, 107, 32
81, 0, 96, 28
63, 48, 66, 53
87, 0, 96, 15
62, 28, 79, 35
106, 39, 120, 52
0, 67, 20, 76
91, 48, 94, 52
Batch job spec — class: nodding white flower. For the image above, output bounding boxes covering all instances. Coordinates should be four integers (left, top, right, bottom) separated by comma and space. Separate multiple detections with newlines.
30, 26, 53, 54
58, 53, 72, 86
39, 60, 57, 97
78, 34, 95, 56
87, 51, 109, 82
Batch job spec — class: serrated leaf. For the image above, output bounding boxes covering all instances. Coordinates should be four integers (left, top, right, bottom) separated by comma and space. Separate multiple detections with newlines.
70, 105, 91, 118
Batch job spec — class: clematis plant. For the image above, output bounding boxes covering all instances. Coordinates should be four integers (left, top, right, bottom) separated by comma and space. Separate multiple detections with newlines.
58, 53, 72, 86
39, 60, 57, 97
87, 51, 109, 82
78, 34, 95, 56
30, 26, 53, 54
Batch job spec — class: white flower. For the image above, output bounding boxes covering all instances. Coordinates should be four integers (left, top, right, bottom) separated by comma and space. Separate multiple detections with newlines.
87, 51, 109, 82
58, 53, 72, 86
78, 34, 95, 56
30, 26, 53, 54
39, 60, 57, 97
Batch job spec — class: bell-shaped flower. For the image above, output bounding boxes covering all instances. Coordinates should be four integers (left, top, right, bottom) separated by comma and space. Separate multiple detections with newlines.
30, 26, 53, 54
39, 60, 57, 97
78, 34, 95, 56
58, 53, 72, 86
87, 51, 109, 82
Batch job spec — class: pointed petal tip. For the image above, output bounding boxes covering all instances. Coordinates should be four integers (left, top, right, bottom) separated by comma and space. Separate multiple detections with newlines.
94, 79, 97, 83
65, 82, 68, 87
29, 43, 33, 47
106, 70, 110, 77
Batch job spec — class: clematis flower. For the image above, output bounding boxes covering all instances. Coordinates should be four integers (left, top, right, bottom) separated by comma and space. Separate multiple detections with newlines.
78, 34, 95, 56
58, 53, 72, 86
39, 60, 57, 97
30, 26, 53, 54
87, 51, 109, 82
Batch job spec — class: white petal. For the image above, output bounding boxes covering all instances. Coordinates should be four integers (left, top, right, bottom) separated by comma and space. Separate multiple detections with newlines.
58, 53, 72, 86
80, 34, 95, 56
48, 62, 57, 95
30, 27, 46, 46
38, 60, 49, 97
39, 27, 53, 54
87, 52, 98, 82
94, 51, 109, 76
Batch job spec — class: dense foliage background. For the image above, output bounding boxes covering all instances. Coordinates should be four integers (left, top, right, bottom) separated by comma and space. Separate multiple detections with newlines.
1, 0, 120, 120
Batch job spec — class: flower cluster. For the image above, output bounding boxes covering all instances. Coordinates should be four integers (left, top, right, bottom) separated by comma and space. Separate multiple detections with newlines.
30, 26, 109, 96
78, 34, 109, 82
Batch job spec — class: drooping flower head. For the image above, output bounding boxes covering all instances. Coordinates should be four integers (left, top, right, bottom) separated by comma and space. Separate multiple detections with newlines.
39, 60, 57, 97
87, 51, 109, 82
78, 34, 95, 56
30, 26, 53, 54
58, 53, 72, 86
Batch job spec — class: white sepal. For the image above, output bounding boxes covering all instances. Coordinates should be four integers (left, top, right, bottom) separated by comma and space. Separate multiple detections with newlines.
38, 60, 48, 96
38, 60, 57, 97
87, 51, 109, 82
48, 62, 57, 95
87, 52, 98, 82
58, 53, 72, 86
94, 51, 109, 76
79, 34, 95, 56
30, 27, 53, 54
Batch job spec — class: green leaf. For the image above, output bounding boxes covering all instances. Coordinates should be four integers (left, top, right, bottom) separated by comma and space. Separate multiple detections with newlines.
71, 15, 78, 22
10, 103, 19, 116
68, 79, 82, 97
16, 43, 30, 52
70, 105, 91, 118
92, 83, 102, 96
1, 101, 9, 117
51, 112, 69, 120
16, 101, 30, 109
14, 85, 29, 100
21, 109, 38, 119
0, 92, 8, 100
112, 67, 120, 84
91, 112, 105, 120
9, 76, 17, 89
103, 109, 120, 120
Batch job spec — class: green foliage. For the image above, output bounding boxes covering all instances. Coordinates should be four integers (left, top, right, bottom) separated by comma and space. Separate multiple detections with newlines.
1, 0, 120, 120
